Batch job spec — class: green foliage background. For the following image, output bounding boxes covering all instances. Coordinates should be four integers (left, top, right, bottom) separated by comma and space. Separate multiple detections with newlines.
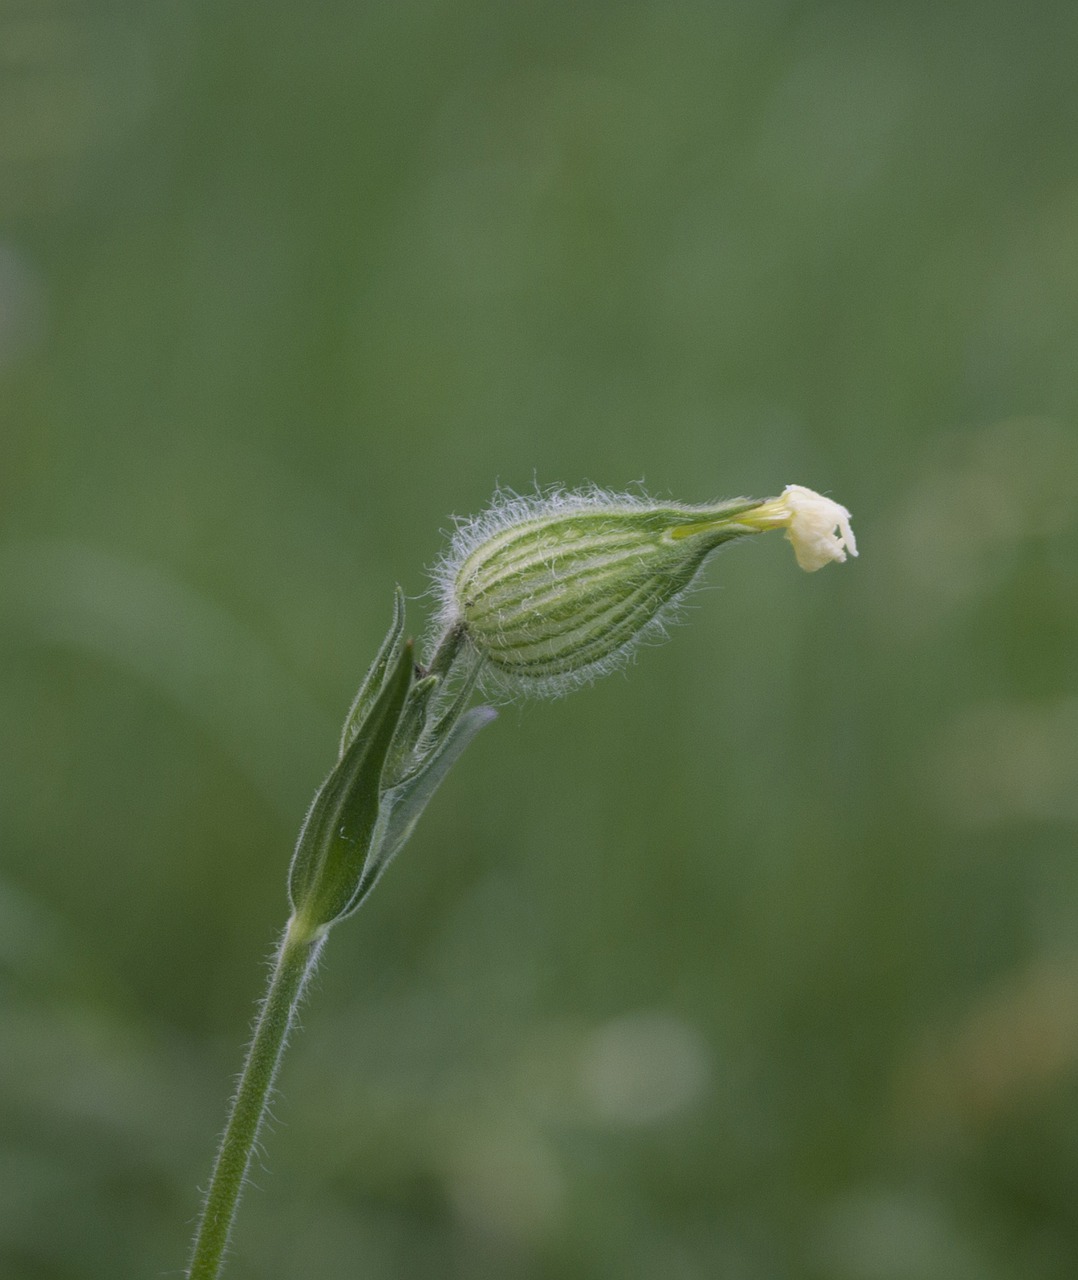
4, 2, 1078, 1276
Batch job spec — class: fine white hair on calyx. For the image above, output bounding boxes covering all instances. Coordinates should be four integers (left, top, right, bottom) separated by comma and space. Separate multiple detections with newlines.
430, 482, 654, 627
425, 482, 726, 700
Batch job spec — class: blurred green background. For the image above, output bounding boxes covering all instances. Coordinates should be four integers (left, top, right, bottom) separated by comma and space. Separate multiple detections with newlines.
4, 1, 1078, 1276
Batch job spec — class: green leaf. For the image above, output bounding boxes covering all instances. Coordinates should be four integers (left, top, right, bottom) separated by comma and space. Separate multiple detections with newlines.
350, 703, 496, 909
289, 636, 414, 929
383, 672, 441, 785
338, 587, 406, 760
423, 647, 483, 753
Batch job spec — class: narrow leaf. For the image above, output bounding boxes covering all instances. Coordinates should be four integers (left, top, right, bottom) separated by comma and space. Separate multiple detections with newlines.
351, 703, 497, 909
289, 637, 414, 928
339, 587, 406, 759
384, 672, 441, 785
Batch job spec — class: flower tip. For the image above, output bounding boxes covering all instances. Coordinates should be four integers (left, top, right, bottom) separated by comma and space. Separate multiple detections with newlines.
779, 484, 857, 572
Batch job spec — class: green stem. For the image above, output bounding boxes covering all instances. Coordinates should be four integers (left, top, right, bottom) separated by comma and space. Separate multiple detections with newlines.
425, 621, 467, 680
188, 916, 325, 1279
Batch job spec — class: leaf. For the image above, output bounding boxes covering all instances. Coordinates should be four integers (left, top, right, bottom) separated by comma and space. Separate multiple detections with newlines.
348, 704, 497, 911
383, 672, 441, 785
338, 587, 406, 760
289, 637, 414, 928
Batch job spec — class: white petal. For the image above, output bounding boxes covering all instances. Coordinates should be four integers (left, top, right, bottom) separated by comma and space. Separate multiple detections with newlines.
781, 484, 858, 572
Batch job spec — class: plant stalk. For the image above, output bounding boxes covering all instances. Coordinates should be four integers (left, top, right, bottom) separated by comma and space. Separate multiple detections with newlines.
188, 916, 325, 1279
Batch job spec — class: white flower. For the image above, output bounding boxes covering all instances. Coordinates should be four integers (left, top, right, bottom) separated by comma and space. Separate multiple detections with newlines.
431, 480, 858, 698
778, 484, 858, 572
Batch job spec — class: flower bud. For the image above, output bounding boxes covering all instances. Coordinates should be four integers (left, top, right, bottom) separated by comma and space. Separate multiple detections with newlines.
434, 484, 856, 696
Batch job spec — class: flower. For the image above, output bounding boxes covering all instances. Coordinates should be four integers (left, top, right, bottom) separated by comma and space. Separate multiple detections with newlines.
773, 484, 858, 572
432, 481, 857, 697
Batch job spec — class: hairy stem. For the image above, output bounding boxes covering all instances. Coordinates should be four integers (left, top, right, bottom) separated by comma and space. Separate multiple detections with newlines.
188, 917, 325, 1279
424, 621, 468, 680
